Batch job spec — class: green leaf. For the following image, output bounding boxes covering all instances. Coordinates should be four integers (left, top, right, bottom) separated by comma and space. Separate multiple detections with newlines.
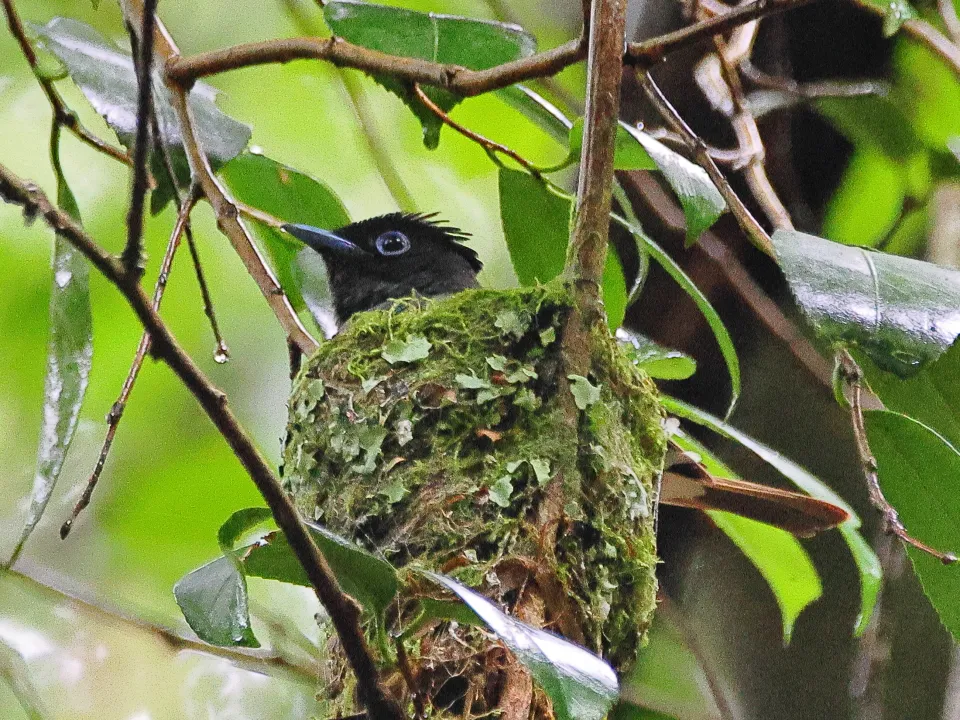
616, 329, 696, 380
858, 340, 960, 449
426, 573, 619, 720
244, 522, 399, 616
669, 429, 822, 641
822, 147, 906, 248
859, 0, 918, 35
623, 128, 725, 244
773, 229, 960, 377
497, 85, 572, 145
381, 334, 432, 364
709, 512, 822, 643
324, 1, 536, 149
865, 410, 960, 640
498, 168, 627, 328
615, 216, 739, 414
7, 164, 92, 567
34, 17, 251, 213
219, 152, 350, 312
609, 704, 678, 720
663, 396, 882, 635
217, 507, 274, 553
569, 118, 656, 170
568, 375, 601, 410
174, 556, 260, 648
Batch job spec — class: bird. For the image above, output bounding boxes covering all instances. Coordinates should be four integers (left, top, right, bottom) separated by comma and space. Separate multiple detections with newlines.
283, 213, 848, 537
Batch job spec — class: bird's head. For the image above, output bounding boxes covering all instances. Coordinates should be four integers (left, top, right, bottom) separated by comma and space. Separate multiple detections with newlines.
284, 213, 482, 323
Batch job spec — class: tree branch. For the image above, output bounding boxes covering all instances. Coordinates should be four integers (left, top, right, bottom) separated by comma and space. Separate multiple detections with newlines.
121, 0, 159, 276
0, 163, 401, 720
638, 71, 776, 257
123, 0, 319, 355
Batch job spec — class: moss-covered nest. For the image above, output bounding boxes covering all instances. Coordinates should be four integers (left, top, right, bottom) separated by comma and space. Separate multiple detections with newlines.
282, 282, 665, 713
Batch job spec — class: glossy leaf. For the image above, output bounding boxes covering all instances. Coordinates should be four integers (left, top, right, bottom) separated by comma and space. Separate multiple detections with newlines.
669, 428, 822, 641
858, 340, 960, 449
219, 152, 350, 313
498, 168, 627, 328
773, 229, 960, 377
615, 216, 739, 413
217, 507, 274, 553
616, 329, 696, 380
427, 573, 619, 720
244, 522, 398, 615
569, 119, 656, 170
663, 396, 883, 635
324, 0, 536, 148
623, 128, 725, 244
7, 165, 92, 567
34, 17, 251, 212
173, 556, 260, 648
865, 410, 960, 640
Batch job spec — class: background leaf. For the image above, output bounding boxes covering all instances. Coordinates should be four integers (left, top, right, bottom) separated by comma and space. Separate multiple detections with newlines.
498, 168, 626, 328
34, 17, 251, 212
7, 167, 92, 567
173, 556, 259, 648
773, 229, 960, 377
616, 217, 739, 412
623, 128, 725, 244
616, 329, 696, 380
219, 151, 350, 314
865, 410, 960, 640
244, 522, 398, 616
324, 0, 536, 148
217, 507, 274, 553
427, 573, 620, 720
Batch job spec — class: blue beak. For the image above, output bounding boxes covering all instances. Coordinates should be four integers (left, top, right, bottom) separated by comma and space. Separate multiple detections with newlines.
283, 223, 369, 257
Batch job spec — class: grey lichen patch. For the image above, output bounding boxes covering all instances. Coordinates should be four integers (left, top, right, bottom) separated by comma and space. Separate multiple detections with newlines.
282, 282, 665, 668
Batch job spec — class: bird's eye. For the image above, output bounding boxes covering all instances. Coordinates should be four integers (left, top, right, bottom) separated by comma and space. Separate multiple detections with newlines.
374, 231, 411, 256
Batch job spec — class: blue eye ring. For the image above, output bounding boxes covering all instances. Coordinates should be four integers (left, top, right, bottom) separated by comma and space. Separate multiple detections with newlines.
374, 231, 411, 256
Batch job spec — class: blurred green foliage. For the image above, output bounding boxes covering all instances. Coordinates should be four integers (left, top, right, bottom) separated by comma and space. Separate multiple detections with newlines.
0, 0, 575, 716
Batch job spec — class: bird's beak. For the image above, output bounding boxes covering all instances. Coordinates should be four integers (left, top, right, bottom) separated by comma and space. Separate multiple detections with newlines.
283, 224, 369, 257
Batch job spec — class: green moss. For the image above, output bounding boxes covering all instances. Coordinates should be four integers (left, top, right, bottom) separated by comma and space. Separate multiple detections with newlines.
282, 281, 665, 666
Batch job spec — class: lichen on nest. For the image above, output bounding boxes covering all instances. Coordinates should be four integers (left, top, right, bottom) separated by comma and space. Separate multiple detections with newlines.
282, 281, 665, 666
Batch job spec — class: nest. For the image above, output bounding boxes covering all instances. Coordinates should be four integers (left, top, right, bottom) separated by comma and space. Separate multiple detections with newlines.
282, 282, 665, 718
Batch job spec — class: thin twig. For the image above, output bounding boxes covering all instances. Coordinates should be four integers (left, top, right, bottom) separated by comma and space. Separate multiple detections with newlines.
60, 189, 199, 539
412, 84, 543, 177
938, 0, 960, 45
167, 35, 587, 96
127, 3, 318, 355
701, 31, 794, 229
1, 0, 131, 166
165, 0, 813, 91
150, 113, 231, 362
0, 163, 402, 720
837, 349, 958, 564
626, 0, 819, 65
638, 71, 776, 257
121, 0, 159, 276
3, 562, 319, 683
